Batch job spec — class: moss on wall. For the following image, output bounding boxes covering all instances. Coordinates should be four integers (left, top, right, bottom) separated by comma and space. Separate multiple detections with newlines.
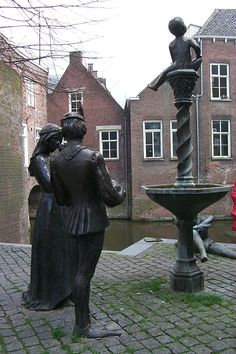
0, 61, 25, 243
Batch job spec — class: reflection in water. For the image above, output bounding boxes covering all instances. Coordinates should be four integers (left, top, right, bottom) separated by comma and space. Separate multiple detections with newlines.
104, 219, 235, 251
30, 218, 235, 251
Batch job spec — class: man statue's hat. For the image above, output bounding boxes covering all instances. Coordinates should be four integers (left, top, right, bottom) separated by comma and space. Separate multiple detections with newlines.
61, 102, 85, 122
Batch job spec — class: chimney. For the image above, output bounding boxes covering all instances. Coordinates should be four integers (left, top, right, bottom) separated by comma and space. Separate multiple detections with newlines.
97, 77, 107, 89
91, 70, 97, 79
87, 62, 106, 88
69, 51, 83, 64
88, 63, 93, 72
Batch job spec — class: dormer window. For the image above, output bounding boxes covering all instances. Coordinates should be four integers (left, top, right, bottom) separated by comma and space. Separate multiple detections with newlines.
68, 92, 83, 112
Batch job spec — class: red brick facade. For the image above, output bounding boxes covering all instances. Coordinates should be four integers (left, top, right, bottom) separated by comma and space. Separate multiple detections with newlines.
127, 27, 236, 220
47, 52, 127, 217
0, 35, 48, 243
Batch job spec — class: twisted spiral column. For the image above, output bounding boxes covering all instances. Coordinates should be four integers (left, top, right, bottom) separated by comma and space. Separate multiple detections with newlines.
167, 69, 199, 188
175, 100, 193, 186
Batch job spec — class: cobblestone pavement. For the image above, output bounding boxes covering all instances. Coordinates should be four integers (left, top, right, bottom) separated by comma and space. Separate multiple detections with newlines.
0, 241, 236, 354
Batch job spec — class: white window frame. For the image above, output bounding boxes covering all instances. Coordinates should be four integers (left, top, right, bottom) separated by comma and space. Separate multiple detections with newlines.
143, 120, 163, 159
211, 120, 231, 158
22, 123, 29, 167
170, 120, 177, 159
68, 91, 83, 112
25, 79, 35, 107
35, 127, 41, 144
99, 130, 119, 160
210, 63, 230, 100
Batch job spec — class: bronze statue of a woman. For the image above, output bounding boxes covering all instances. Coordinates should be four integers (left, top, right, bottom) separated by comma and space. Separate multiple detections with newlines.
22, 123, 77, 310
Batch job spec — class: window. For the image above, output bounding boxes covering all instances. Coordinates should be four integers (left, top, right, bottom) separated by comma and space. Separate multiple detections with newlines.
22, 123, 29, 167
68, 92, 83, 112
26, 79, 35, 107
212, 120, 231, 158
35, 127, 41, 143
170, 120, 177, 158
143, 121, 163, 159
210, 64, 229, 100
99, 130, 119, 159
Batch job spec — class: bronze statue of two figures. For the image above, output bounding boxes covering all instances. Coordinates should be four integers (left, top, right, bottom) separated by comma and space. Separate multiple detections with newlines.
23, 113, 126, 339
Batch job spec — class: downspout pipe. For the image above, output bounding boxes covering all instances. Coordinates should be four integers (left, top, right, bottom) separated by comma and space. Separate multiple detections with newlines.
192, 38, 204, 184
123, 114, 130, 218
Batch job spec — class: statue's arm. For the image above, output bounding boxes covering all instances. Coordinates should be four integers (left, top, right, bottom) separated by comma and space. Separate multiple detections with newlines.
33, 156, 53, 193
189, 38, 201, 58
169, 43, 175, 63
93, 152, 126, 207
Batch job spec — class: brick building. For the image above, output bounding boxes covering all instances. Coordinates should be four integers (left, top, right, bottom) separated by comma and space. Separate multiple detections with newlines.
0, 34, 48, 243
47, 51, 127, 217
126, 9, 236, 220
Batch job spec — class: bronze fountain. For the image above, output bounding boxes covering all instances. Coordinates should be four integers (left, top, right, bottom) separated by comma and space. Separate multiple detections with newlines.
143, 17, 231, 292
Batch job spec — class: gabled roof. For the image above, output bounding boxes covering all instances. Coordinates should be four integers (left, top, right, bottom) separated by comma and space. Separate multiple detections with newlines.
195, 9, 236, 37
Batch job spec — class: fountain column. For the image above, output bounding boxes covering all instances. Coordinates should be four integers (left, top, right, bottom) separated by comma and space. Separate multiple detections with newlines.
167, 69, 198, 188
167, 69, 204, 291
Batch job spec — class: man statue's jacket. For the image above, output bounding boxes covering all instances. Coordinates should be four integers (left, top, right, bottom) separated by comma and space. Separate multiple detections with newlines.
50, 141, 125, 236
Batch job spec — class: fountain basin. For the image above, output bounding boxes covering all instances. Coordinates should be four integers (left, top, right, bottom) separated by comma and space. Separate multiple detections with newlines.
142, 183, 232, 292
142, 184, 232, 220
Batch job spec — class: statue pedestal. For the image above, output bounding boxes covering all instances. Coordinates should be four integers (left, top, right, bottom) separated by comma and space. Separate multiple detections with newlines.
171, 219, 203, 292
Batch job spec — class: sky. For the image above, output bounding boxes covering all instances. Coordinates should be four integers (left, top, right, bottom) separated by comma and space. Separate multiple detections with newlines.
1, 0, 235, 107
87, 0, 235, 106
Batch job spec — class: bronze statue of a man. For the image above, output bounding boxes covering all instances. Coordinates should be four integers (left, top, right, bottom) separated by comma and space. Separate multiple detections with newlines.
51, 111, 126, 338
149, 17, 202, 91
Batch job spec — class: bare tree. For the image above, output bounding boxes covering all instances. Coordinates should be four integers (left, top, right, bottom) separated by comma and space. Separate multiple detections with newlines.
0, 0, 114, 90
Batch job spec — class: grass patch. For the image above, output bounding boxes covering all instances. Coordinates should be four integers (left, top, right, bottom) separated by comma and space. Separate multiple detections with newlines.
182, 293, 223, 307
51, 326, 65, 340
71, 335, 83, 343
61, 343, 73, 353
123, 348, 135, 353
24, 318, 32, 325
0, 336, 8, 354
109, 278, 229, 308
42, 318, 50, 327
136, 278, 164, 293
10, 284, 21, 293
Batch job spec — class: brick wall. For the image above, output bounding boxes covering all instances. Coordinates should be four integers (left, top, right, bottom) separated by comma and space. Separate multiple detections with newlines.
0, 34, 48, 243
48, 53, 127, 217
128, 38, 235, 220
21, 62, 48, 209
0, 62, 28, 243
128, 83, 178, 220
195, 38, 236, 217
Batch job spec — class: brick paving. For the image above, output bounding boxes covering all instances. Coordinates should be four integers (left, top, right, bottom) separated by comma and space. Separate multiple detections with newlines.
0, 241, 235, 353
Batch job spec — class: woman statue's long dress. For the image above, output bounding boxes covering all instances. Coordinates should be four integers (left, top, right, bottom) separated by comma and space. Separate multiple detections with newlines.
22, 124, 77, 310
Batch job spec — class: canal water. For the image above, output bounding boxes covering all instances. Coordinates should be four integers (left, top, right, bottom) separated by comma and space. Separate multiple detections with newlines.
29, 218, 235, 251
103, 219, 235, 251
